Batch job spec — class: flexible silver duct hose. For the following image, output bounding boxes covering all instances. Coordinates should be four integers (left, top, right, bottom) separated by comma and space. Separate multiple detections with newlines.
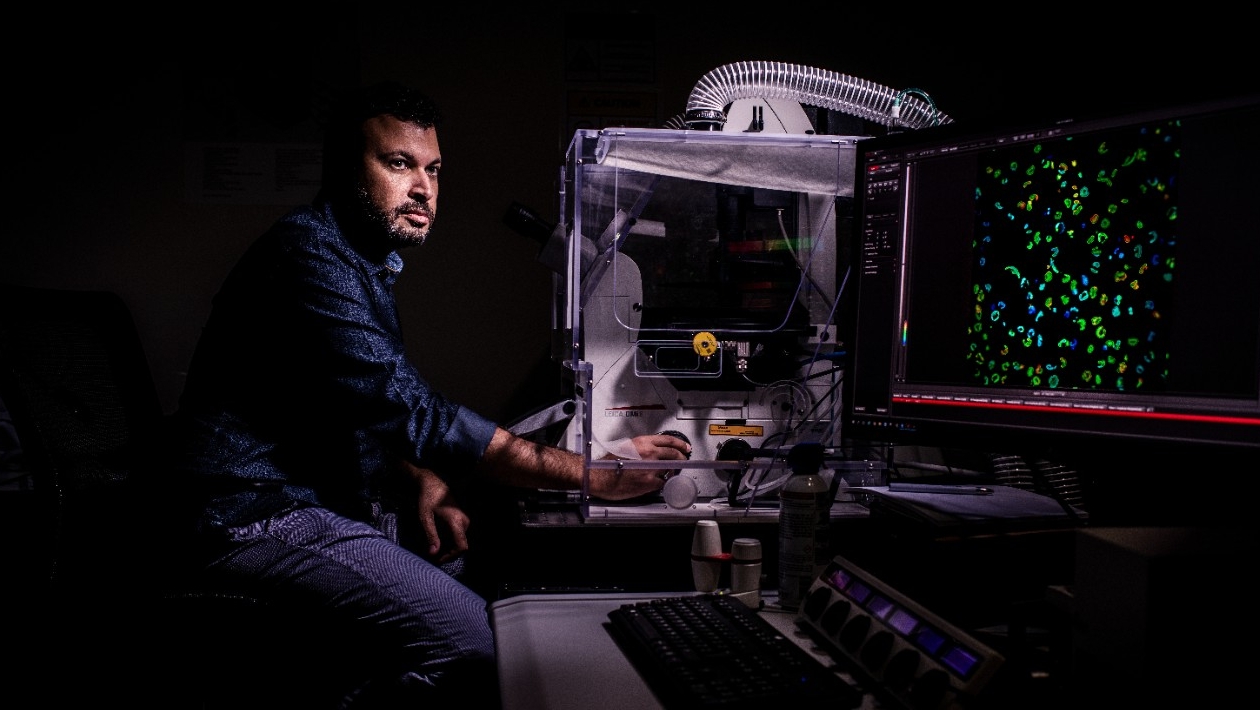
669, 61, 952, 131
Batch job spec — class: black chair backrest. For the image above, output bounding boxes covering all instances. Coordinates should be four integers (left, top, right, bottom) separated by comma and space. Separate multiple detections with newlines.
0, 285, 371, 707
0, 284, 164, 597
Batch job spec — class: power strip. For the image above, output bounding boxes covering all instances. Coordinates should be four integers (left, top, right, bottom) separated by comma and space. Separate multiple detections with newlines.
794, 555, 1004, 710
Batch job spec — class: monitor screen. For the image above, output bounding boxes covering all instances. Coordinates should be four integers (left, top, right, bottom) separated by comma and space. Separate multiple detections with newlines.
844, 94, 1260, 453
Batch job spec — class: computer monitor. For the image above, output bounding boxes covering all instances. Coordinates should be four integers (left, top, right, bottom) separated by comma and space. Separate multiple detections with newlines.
844, 94, 1260, 456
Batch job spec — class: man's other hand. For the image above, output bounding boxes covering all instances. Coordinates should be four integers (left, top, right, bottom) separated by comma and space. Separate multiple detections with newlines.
402, 460, 471, 564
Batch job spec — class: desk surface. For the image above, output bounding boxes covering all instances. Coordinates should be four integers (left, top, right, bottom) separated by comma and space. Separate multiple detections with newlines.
489, 591, 873, 710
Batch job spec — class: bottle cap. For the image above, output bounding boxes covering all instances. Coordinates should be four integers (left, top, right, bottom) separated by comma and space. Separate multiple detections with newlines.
731, 537, 761, 561
691, 519, 722, 557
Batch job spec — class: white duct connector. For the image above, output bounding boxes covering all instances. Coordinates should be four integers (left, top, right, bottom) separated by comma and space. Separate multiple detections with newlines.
669, 60, 952, 131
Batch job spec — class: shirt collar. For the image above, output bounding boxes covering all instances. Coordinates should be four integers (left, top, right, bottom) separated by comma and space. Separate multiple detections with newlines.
379, 251, 404, 285
317, 197, 405, 284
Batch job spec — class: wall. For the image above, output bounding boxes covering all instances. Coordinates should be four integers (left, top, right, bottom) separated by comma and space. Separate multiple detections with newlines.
4, 6, 1252, 425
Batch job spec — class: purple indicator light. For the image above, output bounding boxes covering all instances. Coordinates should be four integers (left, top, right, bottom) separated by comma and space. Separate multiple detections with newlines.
827, 567, 854, 591
941, 644, 981, 679
915, 625, 946, 655
867, 594, 895, 620
847, 581, 872, 604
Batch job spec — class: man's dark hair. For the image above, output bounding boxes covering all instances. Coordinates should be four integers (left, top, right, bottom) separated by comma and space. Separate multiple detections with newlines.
318, 81, 443, 202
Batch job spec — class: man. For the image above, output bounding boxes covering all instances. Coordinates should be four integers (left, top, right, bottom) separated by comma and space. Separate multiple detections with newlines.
167, 81, 689, 708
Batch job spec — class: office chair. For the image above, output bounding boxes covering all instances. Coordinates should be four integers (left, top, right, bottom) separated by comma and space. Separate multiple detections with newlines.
0, 284, 368, 708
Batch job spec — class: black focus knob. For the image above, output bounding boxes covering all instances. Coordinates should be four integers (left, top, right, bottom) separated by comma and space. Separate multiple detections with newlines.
717, 438, 755, 505
716, 437, 752, 463
658, 430, 692, 450
657, 430, 692, 478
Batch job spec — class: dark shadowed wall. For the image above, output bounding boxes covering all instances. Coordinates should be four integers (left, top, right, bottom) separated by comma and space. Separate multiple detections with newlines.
5, 6, 1251, 424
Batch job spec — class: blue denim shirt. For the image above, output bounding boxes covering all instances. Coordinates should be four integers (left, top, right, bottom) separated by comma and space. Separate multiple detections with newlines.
171, 199, 498, 530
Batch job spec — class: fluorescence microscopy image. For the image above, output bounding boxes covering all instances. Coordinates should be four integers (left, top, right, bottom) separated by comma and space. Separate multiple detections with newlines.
966, 120, 1182, 392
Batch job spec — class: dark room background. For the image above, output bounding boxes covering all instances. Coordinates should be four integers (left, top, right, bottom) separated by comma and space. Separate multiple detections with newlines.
5, 5, 1252, 427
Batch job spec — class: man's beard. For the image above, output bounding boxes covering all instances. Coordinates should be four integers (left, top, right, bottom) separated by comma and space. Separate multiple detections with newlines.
353, 186, 434, 249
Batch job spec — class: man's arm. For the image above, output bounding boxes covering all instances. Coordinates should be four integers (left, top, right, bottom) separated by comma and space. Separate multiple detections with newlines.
476, 427, 690, 500
404, 428, 690, 559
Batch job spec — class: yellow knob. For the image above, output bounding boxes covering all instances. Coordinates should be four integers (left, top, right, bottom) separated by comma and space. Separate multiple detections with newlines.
692, 331, 718, 358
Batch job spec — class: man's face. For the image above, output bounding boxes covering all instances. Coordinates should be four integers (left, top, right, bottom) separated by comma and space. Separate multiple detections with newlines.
353, 114, 440, 249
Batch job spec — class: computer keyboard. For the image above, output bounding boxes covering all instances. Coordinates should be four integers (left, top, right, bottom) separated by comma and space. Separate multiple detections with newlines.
606, 594, 861, 709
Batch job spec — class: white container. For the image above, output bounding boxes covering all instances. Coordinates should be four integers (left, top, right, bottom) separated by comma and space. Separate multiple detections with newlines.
691, 520, 723, 592
729, 537, 763, 609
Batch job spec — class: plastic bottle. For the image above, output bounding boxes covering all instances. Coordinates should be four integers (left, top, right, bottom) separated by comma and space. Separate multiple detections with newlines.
777, 442, 831, 610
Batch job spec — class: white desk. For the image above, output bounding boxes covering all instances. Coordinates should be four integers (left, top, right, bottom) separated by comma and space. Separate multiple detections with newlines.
489, 591, 873, 710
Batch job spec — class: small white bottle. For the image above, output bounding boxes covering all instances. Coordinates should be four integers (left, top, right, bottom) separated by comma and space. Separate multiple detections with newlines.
777, 443, 831, 610
691, 519, 723, 592
729, 538, 763, 609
